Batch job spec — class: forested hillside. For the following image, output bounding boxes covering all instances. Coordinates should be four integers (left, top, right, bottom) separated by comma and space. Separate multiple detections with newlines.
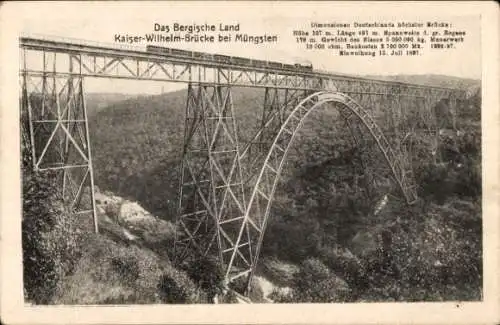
23, 75, 482, 303
85, 93, 137, 114
363, 74, 479, 91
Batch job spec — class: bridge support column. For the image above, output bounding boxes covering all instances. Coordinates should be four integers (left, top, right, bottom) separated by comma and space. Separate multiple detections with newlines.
20, 51, 98, 233
175, 84, 250, 280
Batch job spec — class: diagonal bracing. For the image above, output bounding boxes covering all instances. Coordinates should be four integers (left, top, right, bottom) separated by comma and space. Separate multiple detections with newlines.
21, 50, 98, 232
175, 84, 250, 274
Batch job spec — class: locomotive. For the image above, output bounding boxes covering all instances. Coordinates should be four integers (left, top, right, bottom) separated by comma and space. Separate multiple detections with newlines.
146, 45, 313, 72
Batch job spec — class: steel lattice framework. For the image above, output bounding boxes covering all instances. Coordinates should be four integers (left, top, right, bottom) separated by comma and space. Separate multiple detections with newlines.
19, 35, 467, 297
20, 50, 98, 232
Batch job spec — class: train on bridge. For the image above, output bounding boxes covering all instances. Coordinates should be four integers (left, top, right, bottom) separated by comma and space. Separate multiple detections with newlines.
146, 45, 313, 72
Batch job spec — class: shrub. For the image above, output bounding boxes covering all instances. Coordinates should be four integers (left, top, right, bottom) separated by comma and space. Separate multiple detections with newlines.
290, 258, 350, 303
317, 246, 368, 300
104, 201, 122, 222
53, 234, 202, 304
22, 171, 86, 304
183, 255, 224, 301
110, 255, 140, 283
416, 163, 452, 203
259, 257, 298, 287
268, 287, 294, 303
157, 269, 201, 303
127, 245, 201, 304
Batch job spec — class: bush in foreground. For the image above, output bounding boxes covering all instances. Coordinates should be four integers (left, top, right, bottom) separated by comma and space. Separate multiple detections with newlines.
183, 255, 224, 302
271, 258, 350, 303
23, 168, 205, 305
53, 234, 202, 304
22, 171, 86, 304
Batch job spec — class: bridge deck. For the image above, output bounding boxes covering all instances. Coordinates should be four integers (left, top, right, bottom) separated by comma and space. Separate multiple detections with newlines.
19, 36, 465, 98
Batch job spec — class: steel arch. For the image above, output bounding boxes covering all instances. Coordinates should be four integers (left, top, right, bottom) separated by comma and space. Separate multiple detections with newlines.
225, 91, 418, 292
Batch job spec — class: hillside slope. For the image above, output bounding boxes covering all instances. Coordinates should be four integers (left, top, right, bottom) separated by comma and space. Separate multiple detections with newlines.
21, 162, 274, 304
86, 93, 137, 114
362, 74, 480, 90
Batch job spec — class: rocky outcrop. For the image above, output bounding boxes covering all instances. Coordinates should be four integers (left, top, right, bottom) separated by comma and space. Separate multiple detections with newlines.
94, 190, 176, 249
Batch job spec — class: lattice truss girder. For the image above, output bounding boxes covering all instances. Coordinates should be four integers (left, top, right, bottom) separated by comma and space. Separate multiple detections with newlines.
20, 50, 98, 231
21, 46, 322, 90
21, 40, 467, 101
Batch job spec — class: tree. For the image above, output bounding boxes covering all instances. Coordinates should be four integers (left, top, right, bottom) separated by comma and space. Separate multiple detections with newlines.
291, 258, 350, 303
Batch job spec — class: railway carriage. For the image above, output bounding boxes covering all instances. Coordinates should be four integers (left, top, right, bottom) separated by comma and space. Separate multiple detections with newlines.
146, 45, 313, 72
252, 59, 269, 68
170, 48, 192, 57
213, 54, 231, 63
230, 56, 252, 66
147, 45, 171, 55
294, 62, 313, 72
191, 51, 204, 59
268, 61, 283, 69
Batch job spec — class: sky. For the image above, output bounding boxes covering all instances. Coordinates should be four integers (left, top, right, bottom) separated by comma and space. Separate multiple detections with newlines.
12, 2, 481, 94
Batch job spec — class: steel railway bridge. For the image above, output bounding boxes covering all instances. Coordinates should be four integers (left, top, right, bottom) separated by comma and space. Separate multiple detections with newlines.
19, 36, 466, 297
